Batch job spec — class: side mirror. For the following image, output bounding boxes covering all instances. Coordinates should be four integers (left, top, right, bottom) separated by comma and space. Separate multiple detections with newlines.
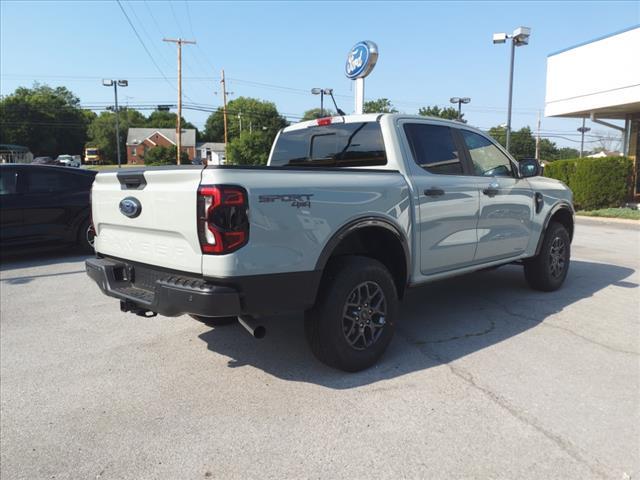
519, 158, 541, 178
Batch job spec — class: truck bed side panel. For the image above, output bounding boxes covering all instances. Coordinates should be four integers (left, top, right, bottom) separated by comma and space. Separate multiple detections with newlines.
200, 168, 411, 278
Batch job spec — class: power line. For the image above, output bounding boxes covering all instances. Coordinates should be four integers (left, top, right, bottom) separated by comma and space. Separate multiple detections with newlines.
115, 0, 176, 93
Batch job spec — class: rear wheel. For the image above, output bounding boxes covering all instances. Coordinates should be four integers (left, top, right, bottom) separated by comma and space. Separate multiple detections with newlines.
524, 222, 571, 291
305, 256, 398, 372
78, 218, 95, 253
189, 315, 238, 327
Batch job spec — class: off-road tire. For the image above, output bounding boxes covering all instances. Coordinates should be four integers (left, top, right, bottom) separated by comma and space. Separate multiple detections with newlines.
189, 315, 238, 327
524, 222, 571, 292
304, 256, 398, 372
78, 217, 95, 253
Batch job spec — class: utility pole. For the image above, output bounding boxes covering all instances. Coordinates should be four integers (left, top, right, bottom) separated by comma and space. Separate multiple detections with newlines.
220, 69, 229, 145
577, 118, 591, 158
535, 110, 541, 161
163, 38, 195, 165
238, 110, 242, 133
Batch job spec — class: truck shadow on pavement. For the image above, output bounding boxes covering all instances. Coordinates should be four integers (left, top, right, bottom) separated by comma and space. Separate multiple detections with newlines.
0, 251, 91, 284
198, 260, 636, 389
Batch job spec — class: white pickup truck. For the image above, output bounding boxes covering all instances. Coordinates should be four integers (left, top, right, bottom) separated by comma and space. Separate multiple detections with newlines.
86, 114, 574, 371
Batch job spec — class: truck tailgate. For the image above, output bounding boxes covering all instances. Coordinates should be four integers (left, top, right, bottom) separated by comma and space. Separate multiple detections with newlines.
92, 168, 203, 274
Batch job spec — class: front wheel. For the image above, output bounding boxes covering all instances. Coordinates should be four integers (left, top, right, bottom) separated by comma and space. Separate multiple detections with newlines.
524, 222, 571, 292
305, 256, 398, 372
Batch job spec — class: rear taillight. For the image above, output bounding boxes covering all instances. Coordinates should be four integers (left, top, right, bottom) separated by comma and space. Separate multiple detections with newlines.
197, 185, 249, 254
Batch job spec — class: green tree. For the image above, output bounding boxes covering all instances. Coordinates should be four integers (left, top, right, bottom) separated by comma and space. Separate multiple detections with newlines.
226, 131, 273, 166
301, 108, 335, 121
554, 147, 580, 160
203, 97, 288, 144
363, 98, 397, 114
0, 84, 91, 156
143, 145, 188, 165
146, 110, 197, 131
87, 108, 147, 164
488, 125, 536, 160
418, 105, 465, 123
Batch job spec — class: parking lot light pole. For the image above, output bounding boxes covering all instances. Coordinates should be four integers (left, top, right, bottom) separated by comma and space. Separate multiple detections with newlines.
311, 88, 325, 117
493, 27, 531, 153
102, 79, 128, 168
450, 97, 471, 121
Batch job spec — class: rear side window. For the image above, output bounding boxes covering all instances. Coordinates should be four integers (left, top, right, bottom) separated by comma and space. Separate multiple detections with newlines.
403, 124, 463, 175
27, 170, 85, 193
270, 122, 386, 167
0, 169, 18, 195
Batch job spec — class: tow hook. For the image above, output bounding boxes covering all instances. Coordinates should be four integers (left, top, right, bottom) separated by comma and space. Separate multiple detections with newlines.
238, 315, 266, 339
120, 300, 157, 318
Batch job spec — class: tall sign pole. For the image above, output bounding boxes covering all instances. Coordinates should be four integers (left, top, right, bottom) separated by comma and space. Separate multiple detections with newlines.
163, 38, 196, 165
345, 41, 378, 114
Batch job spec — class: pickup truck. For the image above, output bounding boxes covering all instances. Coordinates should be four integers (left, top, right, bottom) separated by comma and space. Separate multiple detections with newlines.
86, 114, 574, 372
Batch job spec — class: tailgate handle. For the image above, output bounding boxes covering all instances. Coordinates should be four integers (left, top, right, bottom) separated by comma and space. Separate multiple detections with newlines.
117, 171, 147, 190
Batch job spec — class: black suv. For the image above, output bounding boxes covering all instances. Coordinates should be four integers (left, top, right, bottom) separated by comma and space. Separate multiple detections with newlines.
0, 164, 97, 253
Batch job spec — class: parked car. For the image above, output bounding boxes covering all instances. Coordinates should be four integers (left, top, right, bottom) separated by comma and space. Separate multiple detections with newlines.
0, 164, 97, 253
56, 154, 81, 168
32, 156, 57, 165
86, 114, 574, 372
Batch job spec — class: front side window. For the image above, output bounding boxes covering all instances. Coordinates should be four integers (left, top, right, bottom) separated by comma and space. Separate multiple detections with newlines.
403, 123, 463, 175
461, 130, 513, 177
270, 122, 386, 167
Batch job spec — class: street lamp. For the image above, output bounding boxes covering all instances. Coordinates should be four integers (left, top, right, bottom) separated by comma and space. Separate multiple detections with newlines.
102, 79, 128, 168
450, 97, 471, 121
311, 88, 333, 117
493, 26, 531, 153
577, 118, 591, 158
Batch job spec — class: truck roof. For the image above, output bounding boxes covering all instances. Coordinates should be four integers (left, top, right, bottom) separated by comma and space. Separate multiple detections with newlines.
282, 113, 471, 133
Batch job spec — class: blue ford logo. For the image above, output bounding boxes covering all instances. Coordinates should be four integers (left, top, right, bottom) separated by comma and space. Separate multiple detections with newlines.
345, 41, 378, 79
119, 197, 142, 218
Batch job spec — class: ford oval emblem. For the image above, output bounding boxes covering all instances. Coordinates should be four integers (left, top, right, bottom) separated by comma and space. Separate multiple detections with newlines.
345, 40, 378, 80
119, 197, 142, 218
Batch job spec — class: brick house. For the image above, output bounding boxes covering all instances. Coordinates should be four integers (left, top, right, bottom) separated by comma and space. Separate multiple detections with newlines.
126, 128, 196, 165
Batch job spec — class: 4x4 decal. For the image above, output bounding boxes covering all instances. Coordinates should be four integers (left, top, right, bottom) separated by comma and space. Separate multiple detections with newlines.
259, 194, 313, 209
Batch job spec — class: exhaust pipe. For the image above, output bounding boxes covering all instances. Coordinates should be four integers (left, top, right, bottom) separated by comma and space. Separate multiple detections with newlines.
238, 315, 266, 339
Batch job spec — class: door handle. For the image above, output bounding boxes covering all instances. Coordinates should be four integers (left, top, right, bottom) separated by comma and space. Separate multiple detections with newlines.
424, 187, 445, 197
482, 181, 500, 197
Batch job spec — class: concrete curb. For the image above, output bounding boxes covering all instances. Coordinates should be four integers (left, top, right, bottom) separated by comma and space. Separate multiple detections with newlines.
576, 215, 640, 225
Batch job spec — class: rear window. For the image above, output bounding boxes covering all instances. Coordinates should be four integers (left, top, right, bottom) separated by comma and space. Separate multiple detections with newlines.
270, 122, 386, 167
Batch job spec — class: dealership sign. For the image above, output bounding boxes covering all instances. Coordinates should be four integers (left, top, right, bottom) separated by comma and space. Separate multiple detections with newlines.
345, 41, 378, 79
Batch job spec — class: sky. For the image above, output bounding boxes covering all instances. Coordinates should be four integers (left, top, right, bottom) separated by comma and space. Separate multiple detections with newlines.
1, 0, 639, 149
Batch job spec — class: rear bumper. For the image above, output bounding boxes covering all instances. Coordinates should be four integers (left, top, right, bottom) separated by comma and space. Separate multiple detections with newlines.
86, 256, 322, 318
86, 257, 242, 317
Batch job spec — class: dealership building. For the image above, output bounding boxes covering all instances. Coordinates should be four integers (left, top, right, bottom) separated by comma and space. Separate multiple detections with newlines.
544, 25, 640, 197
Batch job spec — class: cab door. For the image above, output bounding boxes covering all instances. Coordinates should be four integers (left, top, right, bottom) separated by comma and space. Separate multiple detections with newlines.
0, 166, 24, 247
458, 129, 534, 263
401, 122, 480, 275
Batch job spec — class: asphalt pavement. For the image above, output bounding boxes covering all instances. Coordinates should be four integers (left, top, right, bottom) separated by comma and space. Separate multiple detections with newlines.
1, 217, 638, 479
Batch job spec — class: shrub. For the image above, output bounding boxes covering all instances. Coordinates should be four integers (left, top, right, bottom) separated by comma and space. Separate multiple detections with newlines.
544, 156, 633, 210
143, 145, 188, 166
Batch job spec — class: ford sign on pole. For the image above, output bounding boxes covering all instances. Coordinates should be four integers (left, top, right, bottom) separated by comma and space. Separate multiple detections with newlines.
345, 41, 378, 114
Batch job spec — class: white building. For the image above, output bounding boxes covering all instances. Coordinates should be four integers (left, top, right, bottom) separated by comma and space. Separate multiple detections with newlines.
196, 142, 226, 165
544, 25, 640, 197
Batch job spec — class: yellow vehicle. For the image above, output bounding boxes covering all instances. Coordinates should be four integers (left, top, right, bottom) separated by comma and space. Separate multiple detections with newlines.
84, 147, 101, 165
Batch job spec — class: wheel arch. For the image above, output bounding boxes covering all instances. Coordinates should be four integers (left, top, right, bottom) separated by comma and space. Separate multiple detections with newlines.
315, 216, 410, 299
535, 202, 574, 256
